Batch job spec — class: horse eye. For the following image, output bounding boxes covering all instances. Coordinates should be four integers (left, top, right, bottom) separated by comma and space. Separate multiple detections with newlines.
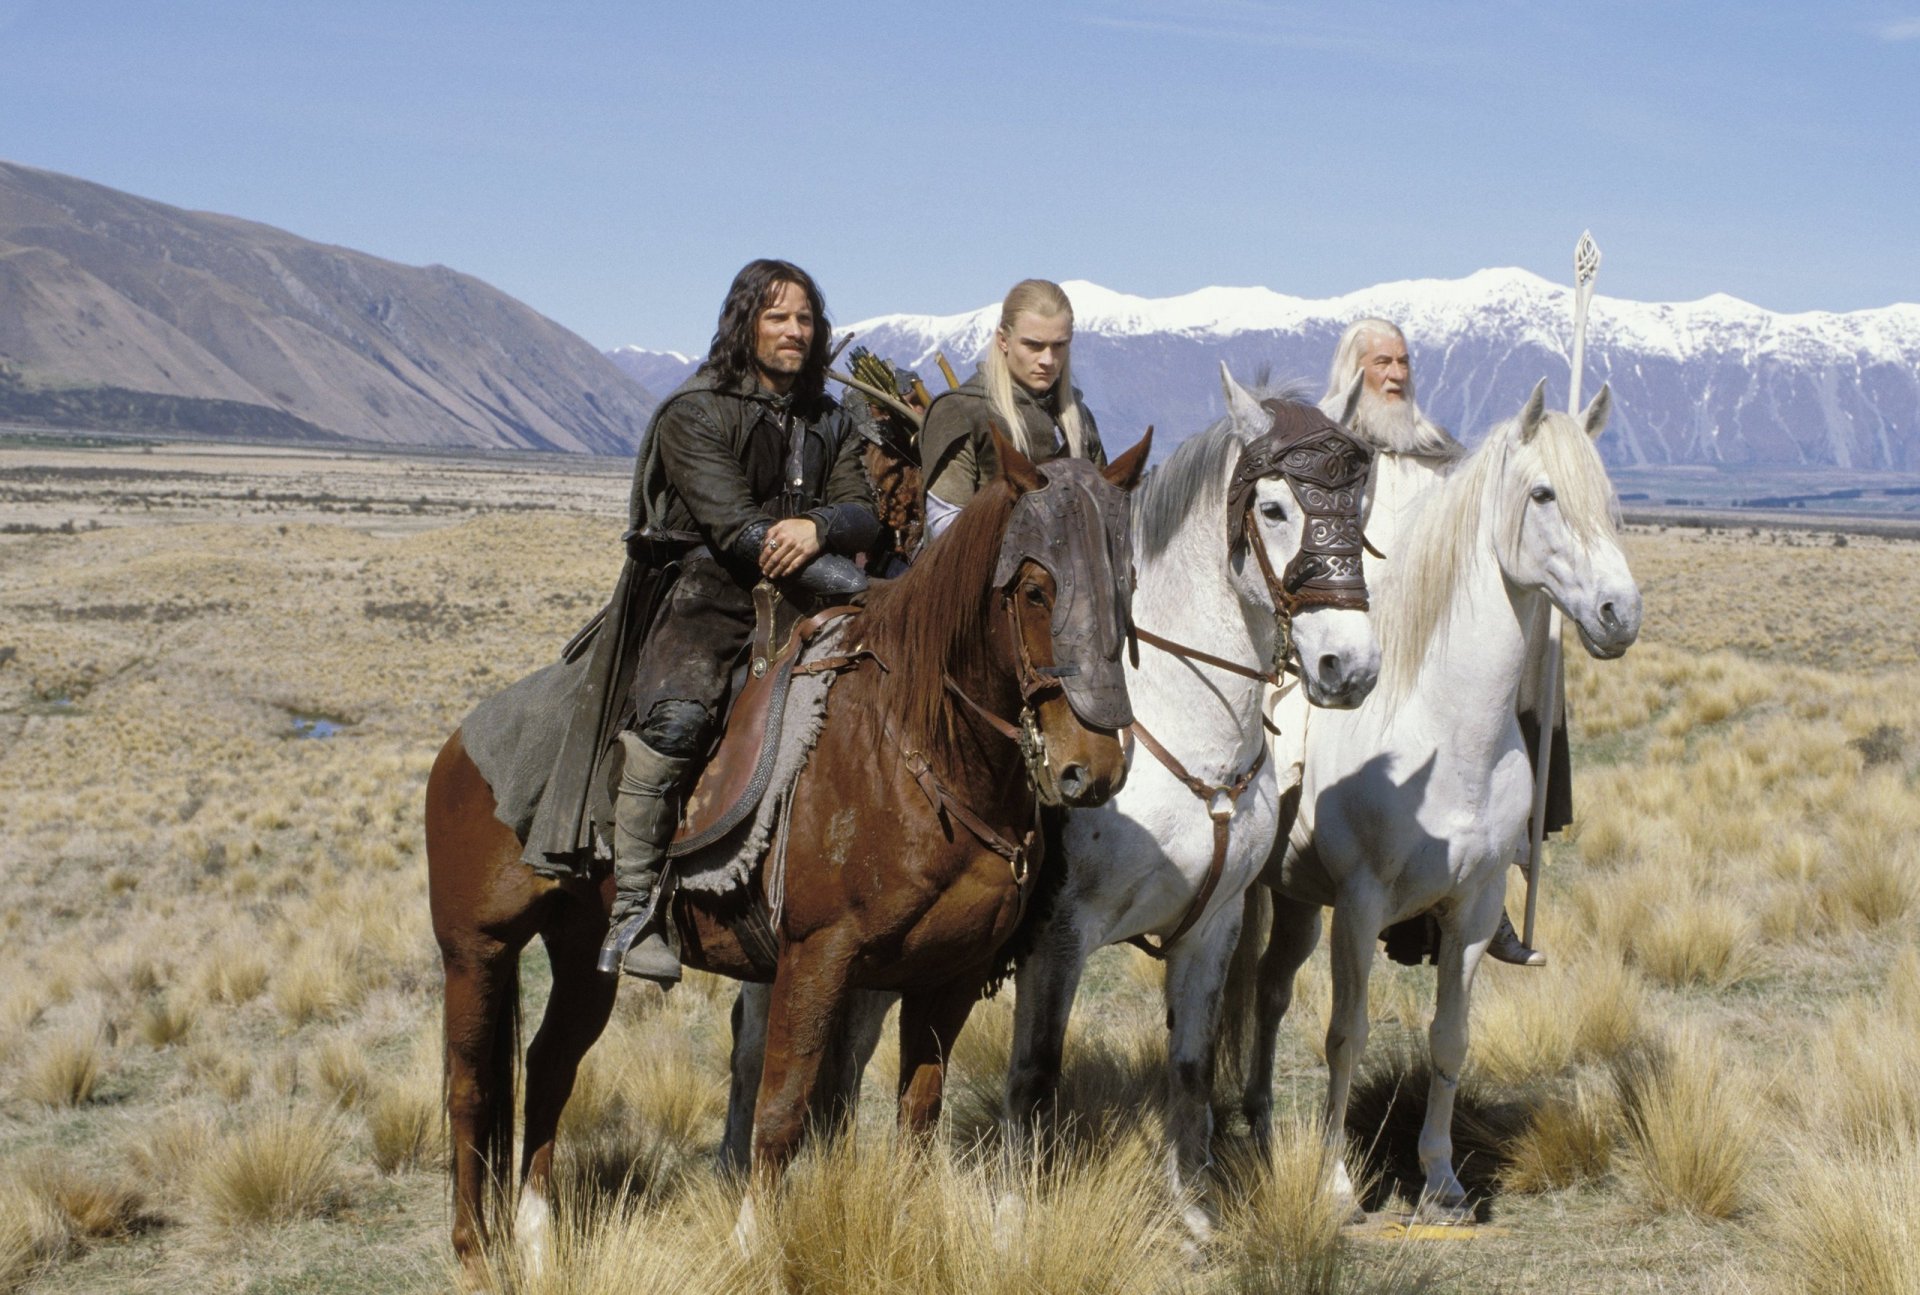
1259, 502, 1287, 522
1024, 584, 1048, 607
1530, 485, 1556, 504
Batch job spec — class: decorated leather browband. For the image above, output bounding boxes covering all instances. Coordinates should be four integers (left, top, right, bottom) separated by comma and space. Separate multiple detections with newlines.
1224, 400, 1373, 611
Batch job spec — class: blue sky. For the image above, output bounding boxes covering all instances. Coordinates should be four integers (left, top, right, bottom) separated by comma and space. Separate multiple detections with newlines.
3, 1, 1916, 349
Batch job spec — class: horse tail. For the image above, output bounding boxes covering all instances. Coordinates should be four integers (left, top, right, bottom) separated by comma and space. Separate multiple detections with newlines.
1215, 883, 1271, 1097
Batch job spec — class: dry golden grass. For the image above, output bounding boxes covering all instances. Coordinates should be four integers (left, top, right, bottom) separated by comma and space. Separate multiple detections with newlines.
0, 1173, 69, 1294
191, 1108, 352, 1228
1757, 1133, 1920, 1295
1612, 1027, 1759, 1220
133, 992, 194, 1048
1497, 1074, 1620, 1194
16, 1024, 107, 1107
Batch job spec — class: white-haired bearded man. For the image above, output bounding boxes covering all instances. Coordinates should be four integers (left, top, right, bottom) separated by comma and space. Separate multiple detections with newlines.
1322, 318, 1561, 968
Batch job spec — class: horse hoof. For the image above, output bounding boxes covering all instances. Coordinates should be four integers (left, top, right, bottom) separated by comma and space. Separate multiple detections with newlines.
1412, 1193, 1474, 1226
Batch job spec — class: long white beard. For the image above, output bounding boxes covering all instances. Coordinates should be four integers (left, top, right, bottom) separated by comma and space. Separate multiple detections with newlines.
1348, 387, 1463, 459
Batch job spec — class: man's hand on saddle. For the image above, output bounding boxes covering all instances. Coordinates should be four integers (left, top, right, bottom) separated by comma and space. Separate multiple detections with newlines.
758, 517, 823, 580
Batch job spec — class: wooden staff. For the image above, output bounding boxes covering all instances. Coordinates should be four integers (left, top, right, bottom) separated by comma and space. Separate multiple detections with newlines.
1523, 231, 1600, 951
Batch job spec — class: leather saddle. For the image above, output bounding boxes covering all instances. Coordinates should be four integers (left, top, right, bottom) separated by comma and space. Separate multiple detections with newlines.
665, 601, 864, 859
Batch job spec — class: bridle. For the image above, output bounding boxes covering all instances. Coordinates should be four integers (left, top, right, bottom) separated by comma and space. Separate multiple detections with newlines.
1134, 399, 1374, 688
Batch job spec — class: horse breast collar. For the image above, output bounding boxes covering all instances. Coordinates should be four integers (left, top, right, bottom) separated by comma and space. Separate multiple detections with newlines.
1226, 400, 1373, 613
991, 457, 1135, 731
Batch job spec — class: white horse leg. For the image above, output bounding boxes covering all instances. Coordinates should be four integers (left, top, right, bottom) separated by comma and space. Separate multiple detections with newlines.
1415, 886, 1498, 1223
1162, 902, 1245, 1244
718, 983, 770, 1177
1323, 896, 1382, 1218
1244, 893, 1322, 1152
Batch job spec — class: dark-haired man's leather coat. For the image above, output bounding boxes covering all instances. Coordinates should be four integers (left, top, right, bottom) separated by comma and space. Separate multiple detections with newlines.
524, 369, 878, 874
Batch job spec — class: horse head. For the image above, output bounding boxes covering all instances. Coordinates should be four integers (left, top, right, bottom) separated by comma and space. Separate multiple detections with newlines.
988, 424, 1152, 807
1220, 365, 1381, 707
1505, 380, 1642, 659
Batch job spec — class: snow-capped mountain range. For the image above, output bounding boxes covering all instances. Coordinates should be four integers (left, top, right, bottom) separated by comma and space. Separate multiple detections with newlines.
609, 269, 1920, 470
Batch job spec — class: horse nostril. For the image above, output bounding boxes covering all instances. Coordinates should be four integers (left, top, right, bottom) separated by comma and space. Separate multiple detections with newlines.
1599, 601, 1619, 631
1318, 653, 1342, 684
1058, 763, 1089, 798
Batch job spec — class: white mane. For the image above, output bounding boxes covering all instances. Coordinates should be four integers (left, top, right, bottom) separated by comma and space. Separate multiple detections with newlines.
1371, 406, 1620, 701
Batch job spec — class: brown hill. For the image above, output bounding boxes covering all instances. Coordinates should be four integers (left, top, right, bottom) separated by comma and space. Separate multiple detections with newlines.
0, 159, 653, 452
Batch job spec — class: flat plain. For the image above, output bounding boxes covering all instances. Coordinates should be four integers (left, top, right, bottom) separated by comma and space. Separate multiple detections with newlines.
2, 436, 1918, 1294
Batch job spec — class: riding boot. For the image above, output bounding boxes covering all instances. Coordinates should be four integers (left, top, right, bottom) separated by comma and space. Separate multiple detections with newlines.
597, 732, 691, 985
1486, 909, 1546, 967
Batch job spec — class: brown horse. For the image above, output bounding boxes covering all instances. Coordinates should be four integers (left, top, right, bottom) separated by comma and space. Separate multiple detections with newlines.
426, 431, 1150, 1284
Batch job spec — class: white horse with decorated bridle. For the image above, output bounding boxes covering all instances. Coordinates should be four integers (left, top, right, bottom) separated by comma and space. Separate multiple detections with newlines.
1233, 380, 1640, 1221
998, 367, 1381, 1237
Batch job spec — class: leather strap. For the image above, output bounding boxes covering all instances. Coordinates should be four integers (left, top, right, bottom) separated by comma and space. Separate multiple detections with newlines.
888, 717, 1034, 887
1124, 720, 1267, 959
1130, 624, 1286, 686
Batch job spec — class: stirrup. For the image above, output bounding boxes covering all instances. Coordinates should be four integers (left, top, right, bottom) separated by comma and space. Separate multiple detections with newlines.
597, 906, 681, 985
597, 913, 649, 976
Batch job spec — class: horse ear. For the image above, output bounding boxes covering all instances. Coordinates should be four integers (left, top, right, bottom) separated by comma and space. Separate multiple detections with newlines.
1519, 379, 1549, 442
1580, 383, 1613, 441
989, 421, 1045, 495
1101, 428, 1153, 493
1336, 372, 1365, 428
1219, 361, 1267, 436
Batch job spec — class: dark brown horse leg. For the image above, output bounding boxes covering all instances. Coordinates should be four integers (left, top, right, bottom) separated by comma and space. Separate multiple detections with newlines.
897, 981, 980, 1137
751, 935, 855, 1178
442, 937, 520, 1286
516, 893, 618, 1261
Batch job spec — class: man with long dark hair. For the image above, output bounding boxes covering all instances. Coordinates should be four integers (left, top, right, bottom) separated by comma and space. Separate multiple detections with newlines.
532, 259, 878, 985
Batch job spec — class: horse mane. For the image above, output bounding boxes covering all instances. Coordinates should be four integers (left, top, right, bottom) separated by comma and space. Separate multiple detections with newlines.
1372, 406, 1619, 701
1133, 382, 1315, 561
856, 479, 1019, 765
1134, 423, 1237, 560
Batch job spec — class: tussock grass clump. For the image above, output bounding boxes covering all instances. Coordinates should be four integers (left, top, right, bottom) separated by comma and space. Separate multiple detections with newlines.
13, 1161, 149, 1240
126, 1112, 218, 1191
191, 1109, 352, 1228
1613, 1028, 1757, 1219
17, 1025, 107, 1107
194, 943, 268, 1006
271, 935, 360, 1027
1498, 1075, 1620, 1193
312, 1034, 371, 1108
743, 1130, 1186, 1295
1796, 997, 1920, 1149
557, 1018, 727, 1148
0, 1173, 70, 1293
1214, 1115, 1363, 1294
1630, 894, 1763, 990
134, 993, 194, 1048
1759, 1133, 1920, 1295
366, 1083, 438, 1175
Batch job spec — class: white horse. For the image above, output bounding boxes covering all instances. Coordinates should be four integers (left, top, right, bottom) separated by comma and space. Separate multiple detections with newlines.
1236, 381, 1640, 1221
999, 367, 1379, 1237
715, 370, 1382, 1209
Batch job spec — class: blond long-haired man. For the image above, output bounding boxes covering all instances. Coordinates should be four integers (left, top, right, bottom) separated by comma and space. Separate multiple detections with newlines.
919, 279, 1105, 541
